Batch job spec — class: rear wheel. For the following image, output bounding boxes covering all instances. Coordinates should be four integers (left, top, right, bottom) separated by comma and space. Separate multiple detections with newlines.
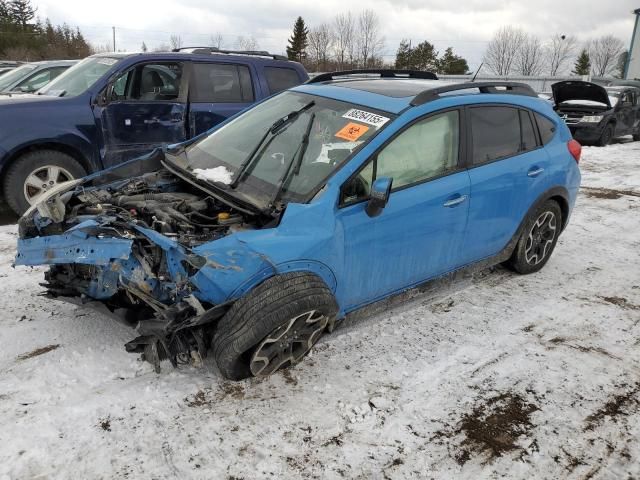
596, 123, 614, 147
506, 200, 562, 274
3, 150, 86, 215
212, 272, 338, 380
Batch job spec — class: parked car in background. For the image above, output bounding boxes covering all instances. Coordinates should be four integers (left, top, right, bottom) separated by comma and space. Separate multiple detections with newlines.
0, 60, 77, 95
15, 72, 581, 379
0, 49, 308, 215
552, 80, 640, 146
0, 67, 15, 77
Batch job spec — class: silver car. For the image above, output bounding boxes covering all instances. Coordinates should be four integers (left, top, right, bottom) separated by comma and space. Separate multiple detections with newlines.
0, 60, 77, 94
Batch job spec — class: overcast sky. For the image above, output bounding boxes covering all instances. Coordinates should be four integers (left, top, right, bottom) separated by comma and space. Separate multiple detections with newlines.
33, 0, 638, 68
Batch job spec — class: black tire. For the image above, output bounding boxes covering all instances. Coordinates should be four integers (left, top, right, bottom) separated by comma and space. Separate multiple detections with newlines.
3, 150, 86, 215
212, 272, 338, 380
596, 123, 614, 147
506, 200, 562, 275
633, 128, 640, 142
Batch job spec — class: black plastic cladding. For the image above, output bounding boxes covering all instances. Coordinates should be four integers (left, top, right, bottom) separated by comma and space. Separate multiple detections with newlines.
411, 81, 538, 106
308, 69, 439, 84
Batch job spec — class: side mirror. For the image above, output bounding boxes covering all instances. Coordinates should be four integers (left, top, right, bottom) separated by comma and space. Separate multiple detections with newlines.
365, 177, 392, 217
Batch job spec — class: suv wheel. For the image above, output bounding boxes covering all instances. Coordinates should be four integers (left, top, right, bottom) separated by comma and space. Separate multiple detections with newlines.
597, 123, 614, 147
633, 126, 640, 142
3, 150, 86, 215
506, 200, 562, 274
212, 272, 338, 380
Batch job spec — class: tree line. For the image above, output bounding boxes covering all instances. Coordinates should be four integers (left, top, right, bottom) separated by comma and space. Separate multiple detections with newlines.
483, 26, 627, 78
284, 11, 470, 74
0, 0, 91, 60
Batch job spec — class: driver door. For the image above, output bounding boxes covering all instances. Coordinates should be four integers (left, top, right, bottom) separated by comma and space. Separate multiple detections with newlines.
99, 61, 188, 167
335, 109, 471, 310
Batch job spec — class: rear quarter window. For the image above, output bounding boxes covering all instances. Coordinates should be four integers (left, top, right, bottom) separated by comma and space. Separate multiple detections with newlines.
534, 112, 557, 145
264, 67, 302, 94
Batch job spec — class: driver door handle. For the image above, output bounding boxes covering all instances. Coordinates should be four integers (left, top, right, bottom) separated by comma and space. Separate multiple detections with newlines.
443, 194, 467, 207
528, 167, 544, 177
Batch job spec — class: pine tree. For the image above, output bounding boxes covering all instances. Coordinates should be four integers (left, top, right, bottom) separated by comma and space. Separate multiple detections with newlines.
411, 40, 439, 71
0, 1, 9, 21
437, 47, 469, 74
572, 49, 591, 75
395, 39, 412, 69
286, 16, 308, 62
8, 0, 35, 29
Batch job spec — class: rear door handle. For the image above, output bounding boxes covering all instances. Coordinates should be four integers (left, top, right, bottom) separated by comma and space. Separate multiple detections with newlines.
443, 194, 468, 207
527, 167, 544, 177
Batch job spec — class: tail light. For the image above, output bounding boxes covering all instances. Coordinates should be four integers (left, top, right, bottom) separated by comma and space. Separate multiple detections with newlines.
567, 139, 581, 164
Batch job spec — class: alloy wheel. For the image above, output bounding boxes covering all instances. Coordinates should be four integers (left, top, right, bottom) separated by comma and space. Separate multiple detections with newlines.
524, 211, 557, 265
250, 310, 328, 377
23, 164, 74, 205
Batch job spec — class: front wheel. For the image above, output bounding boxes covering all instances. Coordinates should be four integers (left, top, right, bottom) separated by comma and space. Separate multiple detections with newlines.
506, 200, 562, 274
596, 124, 614, 147
211, 272, 338, 380
3, 150, 87, 215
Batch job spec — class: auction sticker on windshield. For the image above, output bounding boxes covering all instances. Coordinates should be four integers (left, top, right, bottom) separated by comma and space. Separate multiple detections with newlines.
335, 122, 369, 141
342, 109, 390, 127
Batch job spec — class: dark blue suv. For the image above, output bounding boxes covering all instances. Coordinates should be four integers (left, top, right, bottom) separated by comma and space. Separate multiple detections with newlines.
15, 71, 581, 380
0, 48, 308, 214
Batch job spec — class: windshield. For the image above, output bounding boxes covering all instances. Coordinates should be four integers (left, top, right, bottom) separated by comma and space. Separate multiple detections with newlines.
172, 91, 393, 211
0, 64, 36, 91
38, 56, 120, 97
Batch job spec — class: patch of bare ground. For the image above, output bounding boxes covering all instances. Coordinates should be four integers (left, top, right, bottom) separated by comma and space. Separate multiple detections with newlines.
546, 336, 620, 359
581, 186, 640, 199
584, 383, 640, 431
599, 296, 640, 310
435, 392, 539, 465
16, 344, 60, 361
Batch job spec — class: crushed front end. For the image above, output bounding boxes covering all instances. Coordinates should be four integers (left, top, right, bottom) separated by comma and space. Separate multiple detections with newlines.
15, 154, 276, 371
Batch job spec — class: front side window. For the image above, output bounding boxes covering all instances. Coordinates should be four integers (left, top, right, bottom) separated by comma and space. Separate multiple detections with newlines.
191, 63, 253, 103
342, 110, 460, 204
265, 67, 302, 94
470, 106, 521, 164
110, 62, 183, 102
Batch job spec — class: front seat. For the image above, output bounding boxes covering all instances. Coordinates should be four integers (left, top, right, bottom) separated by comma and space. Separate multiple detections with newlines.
139, 70, 163, 101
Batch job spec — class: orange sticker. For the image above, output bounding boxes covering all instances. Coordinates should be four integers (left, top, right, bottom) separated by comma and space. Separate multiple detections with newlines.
335, 122, 369, 141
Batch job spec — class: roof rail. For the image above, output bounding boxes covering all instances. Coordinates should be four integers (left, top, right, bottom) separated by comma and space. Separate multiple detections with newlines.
411, 81, 537, 105
171, 46, 288, 61
308, 69, 438, 83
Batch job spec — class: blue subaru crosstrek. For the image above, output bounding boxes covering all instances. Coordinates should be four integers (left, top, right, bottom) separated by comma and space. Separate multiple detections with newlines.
0, 48, 308, 215
15, 70, 581, 380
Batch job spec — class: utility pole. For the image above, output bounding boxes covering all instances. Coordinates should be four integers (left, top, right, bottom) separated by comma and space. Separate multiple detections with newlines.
112, 26, 116, 52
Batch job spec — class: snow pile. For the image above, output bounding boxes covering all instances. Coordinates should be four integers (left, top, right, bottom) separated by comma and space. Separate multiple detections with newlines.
0, 140, 639, 479
192, 166, 233, 184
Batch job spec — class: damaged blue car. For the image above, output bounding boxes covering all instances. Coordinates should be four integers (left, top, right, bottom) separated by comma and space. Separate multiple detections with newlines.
15, 70, 581, 380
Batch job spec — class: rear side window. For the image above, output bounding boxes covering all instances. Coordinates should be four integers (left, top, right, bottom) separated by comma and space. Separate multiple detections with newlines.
265, 67, 301, 94
534, 112, 556, 145
520, 110, 537, 151
470, 107, 521, 164
191, 63, 254, 103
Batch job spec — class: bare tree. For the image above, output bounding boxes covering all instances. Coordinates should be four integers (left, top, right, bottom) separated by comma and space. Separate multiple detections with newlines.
152, 43, 171, 52
169, 34, 182, 50
545, 34, 577, 76
590, 35, 624, 76
514, 34, 544, 76
483, 26, 526, 75
209, 33, 224, 50
308, 23, 334, 71
357, 9, 385, 68
333, 12, 355, 69
236, 36, 259, 51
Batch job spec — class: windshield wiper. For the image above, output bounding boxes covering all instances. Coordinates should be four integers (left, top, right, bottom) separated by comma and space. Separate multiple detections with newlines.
269, 112, 316, 210
229, 101, 315, 188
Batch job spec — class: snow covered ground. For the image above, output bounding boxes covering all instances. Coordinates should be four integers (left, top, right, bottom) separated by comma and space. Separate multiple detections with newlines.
0, 140, 639, 479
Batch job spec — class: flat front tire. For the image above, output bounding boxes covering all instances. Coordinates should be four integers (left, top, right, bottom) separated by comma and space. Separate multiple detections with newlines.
211, 272, 338, 381
3, 150, 86, 215
506, 200, 562, 274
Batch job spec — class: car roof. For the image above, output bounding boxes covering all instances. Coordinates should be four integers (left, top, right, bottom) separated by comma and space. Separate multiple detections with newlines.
89, 50, 303, 66
23, 60, 78, 67
293, 76, 539, 115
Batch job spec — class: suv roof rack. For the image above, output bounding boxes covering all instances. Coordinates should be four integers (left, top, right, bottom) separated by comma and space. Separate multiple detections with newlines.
308, 69, 438, 84
171, 46, 288, 61
411, 81, 537, 105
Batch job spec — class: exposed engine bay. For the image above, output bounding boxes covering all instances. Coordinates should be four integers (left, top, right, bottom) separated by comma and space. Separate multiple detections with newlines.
16, 155, 276, 371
